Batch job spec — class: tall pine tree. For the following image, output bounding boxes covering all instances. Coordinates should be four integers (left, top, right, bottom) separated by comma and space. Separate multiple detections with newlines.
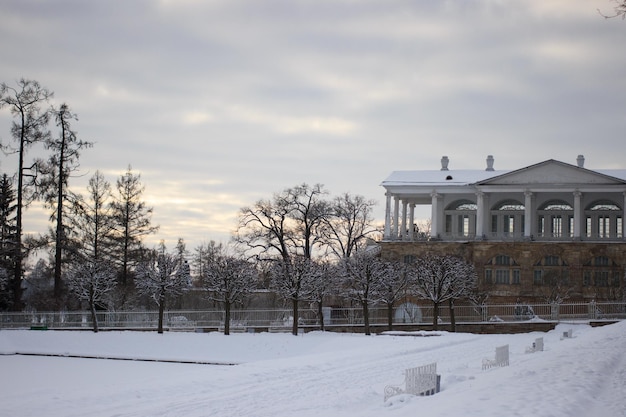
110, 166, 159, 286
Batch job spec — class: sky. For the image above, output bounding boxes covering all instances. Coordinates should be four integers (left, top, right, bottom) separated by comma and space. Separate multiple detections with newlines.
1, 321, 625, 416
1, 0, 625, 254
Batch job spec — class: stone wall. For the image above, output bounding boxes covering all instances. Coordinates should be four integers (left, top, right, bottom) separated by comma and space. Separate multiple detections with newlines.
380, 240, 626, 303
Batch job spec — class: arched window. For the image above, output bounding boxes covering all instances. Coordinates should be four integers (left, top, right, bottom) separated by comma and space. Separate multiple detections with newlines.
585, 200, 622, 239
533, 255, 569, 286
484, 254, 520, 285
537, 200, 573, 239
490, 200, 524, 239
583, 256, 621, 287
444, 199, 477, 239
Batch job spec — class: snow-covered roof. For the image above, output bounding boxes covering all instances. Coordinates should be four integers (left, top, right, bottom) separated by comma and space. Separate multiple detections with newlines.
381, 169, 508, 187
381, 160, 626, 188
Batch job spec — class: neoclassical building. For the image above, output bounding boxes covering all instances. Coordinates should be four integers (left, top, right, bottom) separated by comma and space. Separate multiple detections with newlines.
379, 155, 626, 303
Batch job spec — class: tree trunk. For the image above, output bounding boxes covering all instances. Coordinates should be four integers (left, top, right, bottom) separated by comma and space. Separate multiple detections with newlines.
449, 298, 456, 332
53, 119, 66, 299
317, 301, 325, 331
386, 303, 394, 331
224, 300, 231, 335
157, 293, 165, 334
432, 302, 440, 330
292, 297, 299, 336
362, 301, 371, 335
89, 289, 98, 333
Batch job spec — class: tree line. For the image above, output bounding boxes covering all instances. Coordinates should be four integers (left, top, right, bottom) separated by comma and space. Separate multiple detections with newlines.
1, 79, 478, 336
0, 79, 160, 313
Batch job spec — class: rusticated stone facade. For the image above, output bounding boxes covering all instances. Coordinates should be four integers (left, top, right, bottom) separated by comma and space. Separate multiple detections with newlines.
380, 241, 626, 303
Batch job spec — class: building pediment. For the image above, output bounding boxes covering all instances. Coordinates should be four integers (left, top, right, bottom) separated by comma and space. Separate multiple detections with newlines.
476, 160, 626, 186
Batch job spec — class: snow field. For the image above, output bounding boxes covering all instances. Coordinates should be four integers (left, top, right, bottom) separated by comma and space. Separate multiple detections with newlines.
1, 321, 625, 417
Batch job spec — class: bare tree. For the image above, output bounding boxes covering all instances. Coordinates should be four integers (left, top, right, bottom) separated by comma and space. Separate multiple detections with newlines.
135, 242, 190, 334
378, 260, 410, 331
340, 251, 386, 335
286, 183, 329, 259
0, 79, 53, 310
409, 255, 476, 331
270, 255, 317, 335
203, 252, 257, 335
110, 166, 159, 286
192, 240, 223, 283
235, 193, 293, 264
38, 103, 92, 298
599, 0, 626, 18
235, 183, 329, 261
66, 260, 116, 332
320, 193, 377, 259
303, 259, 338, 331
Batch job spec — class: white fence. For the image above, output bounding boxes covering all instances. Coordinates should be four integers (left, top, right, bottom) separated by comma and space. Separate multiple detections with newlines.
0, 301, 624, 330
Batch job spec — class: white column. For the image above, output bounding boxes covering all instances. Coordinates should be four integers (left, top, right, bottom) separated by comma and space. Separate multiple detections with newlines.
393, 196, 400, 240
573, 190, 582, 239
401, 200, 408, 240
384, 192, 392, 239
524, 190, 533, 238
476, 191, 484, 239
431, 191, 441, 239
409, 203, 416, 240
623, 192, 626, 239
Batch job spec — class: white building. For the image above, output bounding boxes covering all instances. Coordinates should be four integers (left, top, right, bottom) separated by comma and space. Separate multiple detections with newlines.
379, 156, 626, 302
381, 155, 626, 243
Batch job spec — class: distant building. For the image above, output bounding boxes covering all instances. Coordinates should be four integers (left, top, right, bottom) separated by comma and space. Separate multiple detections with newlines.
380, 155, 626, 303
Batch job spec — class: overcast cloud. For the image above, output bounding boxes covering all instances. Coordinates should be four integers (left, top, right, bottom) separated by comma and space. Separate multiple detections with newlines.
1, 0, 625, 252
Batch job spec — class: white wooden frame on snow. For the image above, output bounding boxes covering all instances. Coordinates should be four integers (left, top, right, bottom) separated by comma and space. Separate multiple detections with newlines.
384, 362, 440, 401
482, 344, 509, 370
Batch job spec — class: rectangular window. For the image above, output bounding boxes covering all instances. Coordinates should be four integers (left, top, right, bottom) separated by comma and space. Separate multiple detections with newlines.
485, 269, 492, 284
458, 215, 469, 236
445, 215, 452, 234
583, 271, 591, 287
538, 216, 545, 237
495, 269, 509, 284
568, 215, 574, 238
586, 216, 592, 238
491, 215, 498, 234
594, 271, 609, 287
612, 271, 621, 287
552, 216, 562, 237
503, 215, 514, 234
598, 217, 610, 238
545, 256, 559, 266
533, 270, 543, 285
618, 217, 623, 238
512, 269, 520, 285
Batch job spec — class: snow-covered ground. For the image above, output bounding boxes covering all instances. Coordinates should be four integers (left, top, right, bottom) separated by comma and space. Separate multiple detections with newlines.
1, 321, 625, 417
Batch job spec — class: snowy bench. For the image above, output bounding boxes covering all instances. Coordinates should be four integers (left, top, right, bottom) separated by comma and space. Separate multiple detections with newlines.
561, 329, 573, 339
525, 337, 544, 353
482, 344, 509, 370
384, 362, 441, 401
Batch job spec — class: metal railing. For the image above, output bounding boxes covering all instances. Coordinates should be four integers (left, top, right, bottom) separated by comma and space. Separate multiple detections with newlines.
1, 302, 624, 330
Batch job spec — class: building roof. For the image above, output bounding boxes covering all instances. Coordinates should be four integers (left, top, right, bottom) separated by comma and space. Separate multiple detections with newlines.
381, 158, 626, 188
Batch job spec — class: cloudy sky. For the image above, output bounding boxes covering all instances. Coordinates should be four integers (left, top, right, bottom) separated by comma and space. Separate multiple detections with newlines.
1, 0, 625, 252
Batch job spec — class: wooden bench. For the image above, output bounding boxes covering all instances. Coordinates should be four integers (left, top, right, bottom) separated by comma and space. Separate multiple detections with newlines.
482, 344, 509, 370
384, 362, 441, 401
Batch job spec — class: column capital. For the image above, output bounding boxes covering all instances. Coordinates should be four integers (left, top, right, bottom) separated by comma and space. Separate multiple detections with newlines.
524, 189, 533, 198
573, 189, 582, 197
